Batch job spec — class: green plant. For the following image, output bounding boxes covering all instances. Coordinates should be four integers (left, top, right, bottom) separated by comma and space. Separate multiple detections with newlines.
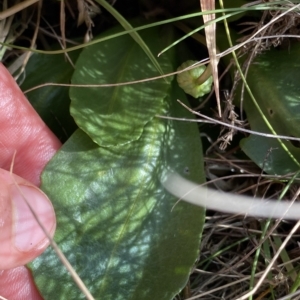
3, 0, 300, 299
20, 15, 207, 300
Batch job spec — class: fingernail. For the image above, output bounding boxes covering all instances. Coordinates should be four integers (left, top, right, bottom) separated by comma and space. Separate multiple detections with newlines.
10, 184, 56, 252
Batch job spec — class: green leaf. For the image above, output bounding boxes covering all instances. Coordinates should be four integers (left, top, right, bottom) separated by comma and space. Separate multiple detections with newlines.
95, 0, 165, 77
240, 43, 300, 174
20, 51, 79, 142
29, 83, 205, 300
69, 27, 173, 147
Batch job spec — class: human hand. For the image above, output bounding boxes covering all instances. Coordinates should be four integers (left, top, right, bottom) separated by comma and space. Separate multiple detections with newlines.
0, 63, 61, 299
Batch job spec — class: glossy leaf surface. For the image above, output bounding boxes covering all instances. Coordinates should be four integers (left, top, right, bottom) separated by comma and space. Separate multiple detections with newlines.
20, 51, 79, 142
240, 43, 300, 174
29, 83, 205, 299
69, 27, 173, 147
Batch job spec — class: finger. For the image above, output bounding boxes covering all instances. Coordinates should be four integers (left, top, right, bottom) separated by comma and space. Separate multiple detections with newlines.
0, 63, 61, 186
0, 168, 55, 270
0, 267, 43, 300
0, 62, 60, 299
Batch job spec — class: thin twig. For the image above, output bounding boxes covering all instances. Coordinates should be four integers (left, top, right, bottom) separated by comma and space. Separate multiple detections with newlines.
0, 0, 39, 20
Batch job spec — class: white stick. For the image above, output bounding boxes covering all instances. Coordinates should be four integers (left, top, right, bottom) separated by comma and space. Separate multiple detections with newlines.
162, 172, 300, 220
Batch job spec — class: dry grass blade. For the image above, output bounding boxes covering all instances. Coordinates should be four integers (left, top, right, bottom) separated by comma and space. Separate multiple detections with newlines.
60, 0, 67, 50
199, 0, 221, 117
16, 0, 42, 78
8, 153, 95, 300
237, 189, 300, 299
0, 0, 39, 20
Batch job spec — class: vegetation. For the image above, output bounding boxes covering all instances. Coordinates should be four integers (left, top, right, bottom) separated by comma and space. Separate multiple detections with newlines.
2, 0, 300, 299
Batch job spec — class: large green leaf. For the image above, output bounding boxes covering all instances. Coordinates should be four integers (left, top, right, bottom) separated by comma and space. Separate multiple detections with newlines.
20, 51, 79, 142
96, 0, 165, 76
240, 43, 300, 174
29, 83, 205, 299
69, 27, 173, 147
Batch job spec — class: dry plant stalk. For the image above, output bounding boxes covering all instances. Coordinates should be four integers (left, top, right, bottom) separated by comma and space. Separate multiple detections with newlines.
0, 0, 39, 20
200, 0, 221, 117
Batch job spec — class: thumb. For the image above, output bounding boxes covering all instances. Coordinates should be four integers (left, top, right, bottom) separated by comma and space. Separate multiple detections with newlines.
0, 168, 56, 270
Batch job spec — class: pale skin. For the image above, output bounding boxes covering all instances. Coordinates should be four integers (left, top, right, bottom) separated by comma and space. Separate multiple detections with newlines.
0, 63, 61, 299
